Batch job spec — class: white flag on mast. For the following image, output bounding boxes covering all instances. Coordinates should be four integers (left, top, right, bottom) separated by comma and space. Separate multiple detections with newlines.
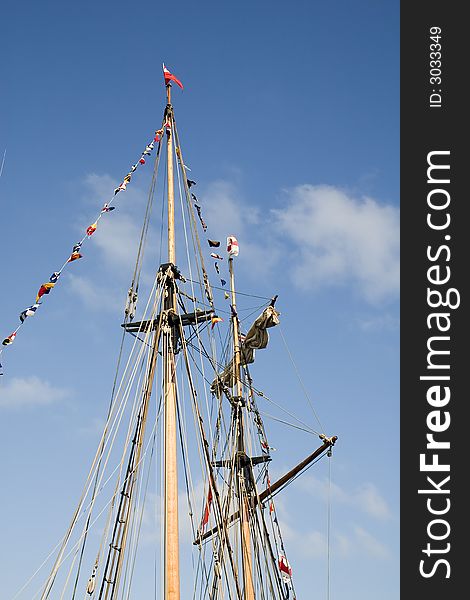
226, 235, 239, 257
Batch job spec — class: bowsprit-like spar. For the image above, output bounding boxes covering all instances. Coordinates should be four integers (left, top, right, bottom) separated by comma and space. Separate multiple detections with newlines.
12, 65, 337, 600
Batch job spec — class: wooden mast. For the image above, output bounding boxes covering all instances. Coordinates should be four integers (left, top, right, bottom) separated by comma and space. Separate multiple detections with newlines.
163, 81, 180, 599
166, 84, 176, 265
229, 256, 255, 600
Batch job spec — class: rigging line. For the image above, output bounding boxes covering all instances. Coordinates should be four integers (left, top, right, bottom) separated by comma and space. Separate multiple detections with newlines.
29, 406, 162, 600
266, 491, 298, 600
186, 278, 273, 301
107, 298, 166, 589
175, 372, 213, 596
174, 326, 217, 564
38, 358, 147, 600
122, 427, 158, 600
158, 147, 167, 266
258, 410, 319, 436
178, 323, 244, 600
159, 379, 164, 600
210, 464, 239, 599
255, 506, 284, 598
174, 145, 216, 453
245, 444, 282, 598
183, 335, 228, 386
238, 303, 270, 319
327, 450, 332, 600
173, 316, 213, 528
14, 363, 145, 600
270, 452, 328, 501
250, 507, 278, 600
71, 318, 130, 599
121, 425, 150, 597
0, 148, 6, 180
69, 288, 163, 595
131, 134, 162, 291
97, 362, 158, 599
64, 369, 152, 597
278, 324, 325, 433
188, 335, 319, 442
174, 370, 205, 600
184, 335, 234, 378
174, 138, 206, 304
17, 321, 157, 600
172, 117, 214, 309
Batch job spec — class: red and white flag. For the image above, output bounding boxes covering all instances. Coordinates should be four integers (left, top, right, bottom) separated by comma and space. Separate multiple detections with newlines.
278, 555, 292, 582
226, 235, 239, 257
163, 64, 184, 89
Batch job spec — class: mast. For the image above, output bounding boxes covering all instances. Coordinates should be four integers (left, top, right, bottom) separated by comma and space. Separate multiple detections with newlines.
163, 81, 180, 599
229, 256, 255, 600
166, 84, 176, 265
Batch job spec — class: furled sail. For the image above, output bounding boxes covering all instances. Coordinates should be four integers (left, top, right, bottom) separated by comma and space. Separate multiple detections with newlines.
211, 304, 280, 397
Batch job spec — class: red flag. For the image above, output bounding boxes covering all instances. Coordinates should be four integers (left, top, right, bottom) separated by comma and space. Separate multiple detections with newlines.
279, 555, 292, 579
163, 64, 184, 89
201, 486, 213, 528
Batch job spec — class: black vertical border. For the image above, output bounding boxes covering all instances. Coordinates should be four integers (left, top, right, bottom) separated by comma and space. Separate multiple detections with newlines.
401, 3, 467, 597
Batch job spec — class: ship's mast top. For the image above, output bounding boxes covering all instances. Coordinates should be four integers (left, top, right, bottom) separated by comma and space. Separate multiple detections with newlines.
165, 82, 176, 265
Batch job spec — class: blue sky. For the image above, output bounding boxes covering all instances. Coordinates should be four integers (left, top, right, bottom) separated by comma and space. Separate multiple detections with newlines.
0, 1, 399, 599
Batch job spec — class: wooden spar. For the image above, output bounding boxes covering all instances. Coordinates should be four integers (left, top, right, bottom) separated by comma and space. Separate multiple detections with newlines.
193, 436, 337, 546
164, 82, 180, 599
258, 436, 337, 502
229, 256, 255, 600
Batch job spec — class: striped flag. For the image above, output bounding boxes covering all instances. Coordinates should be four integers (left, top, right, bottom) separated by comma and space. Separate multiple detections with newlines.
163, 64, 184, 89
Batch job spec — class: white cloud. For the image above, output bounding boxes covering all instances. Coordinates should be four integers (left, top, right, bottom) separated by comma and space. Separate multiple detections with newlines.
356, 313, 399, 332
0, 376, 69, 409
354, 483, 392, 520
279, 518, 327, 558
201, 180, 281, 279
78, 175, 399, 304
67, 273, 123, 313
335, 532, 354, 557
81, 174, 146, 273
352, 525, 391, 559
273, 512, 391, 562
203, 180, 261, 235
67, 174, 156, 313
298, 474, 392, 521
273, 185, 399, 302
331, 526, 391, 560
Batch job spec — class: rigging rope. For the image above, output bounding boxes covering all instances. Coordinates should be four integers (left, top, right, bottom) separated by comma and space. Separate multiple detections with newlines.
327, 449, 333, 600
278, 324, 325, 433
